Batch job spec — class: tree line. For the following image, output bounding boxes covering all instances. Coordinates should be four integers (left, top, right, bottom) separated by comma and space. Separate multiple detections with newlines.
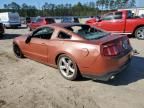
96, 0, 135, 10
0, 0, 136, 17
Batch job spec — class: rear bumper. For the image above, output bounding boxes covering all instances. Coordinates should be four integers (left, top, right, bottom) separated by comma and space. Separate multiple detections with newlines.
82, 56, 131, 81
4, 23, 21, 27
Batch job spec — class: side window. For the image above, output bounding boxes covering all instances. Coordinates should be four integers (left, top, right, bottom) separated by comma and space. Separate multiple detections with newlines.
45, 18, 55, 24
35, 18, 43, 22
58, 32, 71, 39
114, 12, 122, 19
102, 13, 113, 20
33, 27, 54, 39
127, 11, 134, 19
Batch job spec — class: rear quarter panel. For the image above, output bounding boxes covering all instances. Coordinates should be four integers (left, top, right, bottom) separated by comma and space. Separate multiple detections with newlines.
49, 40, 100, 69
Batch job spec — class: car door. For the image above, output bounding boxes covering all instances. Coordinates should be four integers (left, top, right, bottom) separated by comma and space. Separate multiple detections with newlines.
24, 27, 54, 64
97, 12, 125, 33
111, 11, 125, 33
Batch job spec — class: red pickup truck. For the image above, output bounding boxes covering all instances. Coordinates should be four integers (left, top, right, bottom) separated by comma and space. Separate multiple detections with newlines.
86, 10, 144, 40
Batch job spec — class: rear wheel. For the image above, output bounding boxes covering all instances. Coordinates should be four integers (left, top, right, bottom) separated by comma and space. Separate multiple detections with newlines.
135, 27, 144, 40
0, 34, 4, 38
57, 54, 80, 81
13, 44, 24, 58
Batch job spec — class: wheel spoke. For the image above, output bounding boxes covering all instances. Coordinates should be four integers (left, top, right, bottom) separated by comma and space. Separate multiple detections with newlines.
60, 66, 66, 70
66, 69, 70, 76
61, 58, 67, 65
69, 67, 75, 73
68, 60, 72, 65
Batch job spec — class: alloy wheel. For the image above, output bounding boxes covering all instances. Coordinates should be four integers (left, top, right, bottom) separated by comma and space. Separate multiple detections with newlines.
58, 55, 79, 80
135, 27, 144, 40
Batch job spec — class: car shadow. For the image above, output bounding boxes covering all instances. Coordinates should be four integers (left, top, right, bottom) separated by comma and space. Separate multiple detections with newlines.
95, 56, 144, 86
127, 34, 134, 38
0, 33, 21, 40
77, 77, 89, 81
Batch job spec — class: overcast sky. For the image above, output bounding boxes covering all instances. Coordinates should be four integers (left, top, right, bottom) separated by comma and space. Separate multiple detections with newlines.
0, 0, 143, 8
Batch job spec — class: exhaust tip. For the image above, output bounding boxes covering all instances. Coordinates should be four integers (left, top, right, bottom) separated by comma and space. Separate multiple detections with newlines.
133, 49, 140, 55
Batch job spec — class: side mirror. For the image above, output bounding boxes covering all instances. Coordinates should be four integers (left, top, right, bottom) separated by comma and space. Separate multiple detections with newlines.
25, 36, 31, 44
96, 18, 102, 22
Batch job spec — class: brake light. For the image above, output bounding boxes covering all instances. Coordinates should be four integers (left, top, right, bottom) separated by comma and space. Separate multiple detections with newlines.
103, 45, 119, 56
46, 21, 49, 24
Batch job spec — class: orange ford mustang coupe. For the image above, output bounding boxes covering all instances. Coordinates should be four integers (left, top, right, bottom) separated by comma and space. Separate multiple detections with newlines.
13, 23, 132, 81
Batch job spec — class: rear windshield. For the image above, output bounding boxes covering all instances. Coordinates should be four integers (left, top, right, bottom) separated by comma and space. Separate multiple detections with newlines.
66, 25, 108, 40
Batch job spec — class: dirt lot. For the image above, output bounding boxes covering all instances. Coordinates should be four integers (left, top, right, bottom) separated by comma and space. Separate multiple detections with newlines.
0, 27, 144, 108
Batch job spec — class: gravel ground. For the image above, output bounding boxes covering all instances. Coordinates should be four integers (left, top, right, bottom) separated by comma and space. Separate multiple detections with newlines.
0, 26, 144, 108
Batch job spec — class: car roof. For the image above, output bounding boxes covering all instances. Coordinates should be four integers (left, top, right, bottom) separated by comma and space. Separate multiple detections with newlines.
34, 23, 90, 40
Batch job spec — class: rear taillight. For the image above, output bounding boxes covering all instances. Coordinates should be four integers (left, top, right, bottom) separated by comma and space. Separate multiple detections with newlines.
46, 21, 48, 24
103, 45, 119, 56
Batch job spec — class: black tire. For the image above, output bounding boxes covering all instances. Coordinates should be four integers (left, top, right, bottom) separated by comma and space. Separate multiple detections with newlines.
57, 54, 80, 81
13, 44, 24, 58
0, 34, 4, 38
5, 27, 9, 29
135, 27, 144, 40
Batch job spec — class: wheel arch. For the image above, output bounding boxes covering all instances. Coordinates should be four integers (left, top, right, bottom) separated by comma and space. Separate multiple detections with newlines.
55, 51, 79, 67
13, 41, 19, 47
13, 40, 24, 54
133, 25, 144, 35
13, 40, 21, 48
55, 53, 65, 65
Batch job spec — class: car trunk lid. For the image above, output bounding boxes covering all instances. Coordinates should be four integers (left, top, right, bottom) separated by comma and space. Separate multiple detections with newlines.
90, 34, 132, 57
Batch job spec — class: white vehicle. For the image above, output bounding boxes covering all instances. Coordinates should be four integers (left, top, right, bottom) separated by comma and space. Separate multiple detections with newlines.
118, 8, 144, 17
0, 12, 21, 28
